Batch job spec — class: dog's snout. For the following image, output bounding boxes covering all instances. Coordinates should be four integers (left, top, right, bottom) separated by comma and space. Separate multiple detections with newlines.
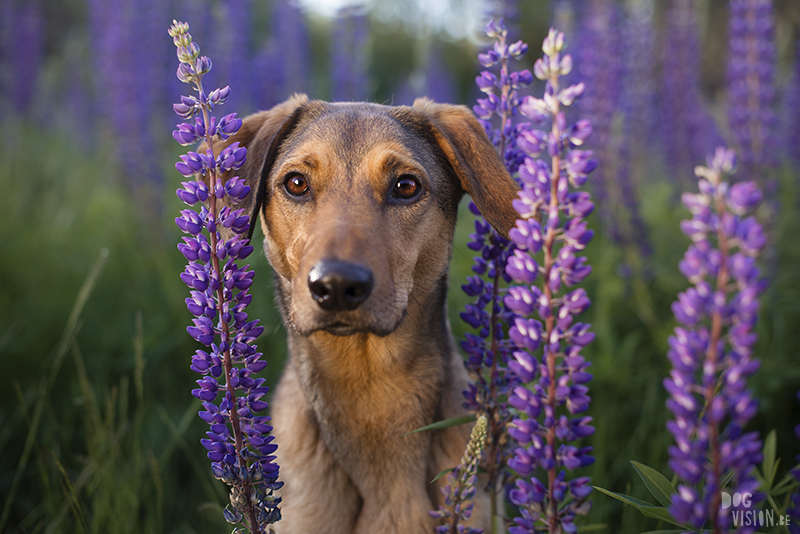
308, 259, 374, 311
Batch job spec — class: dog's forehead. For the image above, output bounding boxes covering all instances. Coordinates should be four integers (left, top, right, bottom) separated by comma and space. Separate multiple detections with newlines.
283, 102, 435, 163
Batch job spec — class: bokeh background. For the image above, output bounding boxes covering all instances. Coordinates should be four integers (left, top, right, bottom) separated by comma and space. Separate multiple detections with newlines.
1, 0, 799, 532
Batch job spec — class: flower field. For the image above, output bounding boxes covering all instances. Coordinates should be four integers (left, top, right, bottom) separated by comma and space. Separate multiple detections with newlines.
1, 0, 799, 533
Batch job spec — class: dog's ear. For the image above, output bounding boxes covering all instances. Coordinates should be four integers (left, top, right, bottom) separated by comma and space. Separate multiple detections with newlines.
412, 98, 520, 239
202, 93, 308, 239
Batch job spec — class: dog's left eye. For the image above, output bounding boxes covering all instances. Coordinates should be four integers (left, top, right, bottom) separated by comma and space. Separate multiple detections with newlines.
392, 175, 421, 200
284, 173, 310, 197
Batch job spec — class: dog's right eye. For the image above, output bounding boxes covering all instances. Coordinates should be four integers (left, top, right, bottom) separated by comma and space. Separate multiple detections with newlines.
284, 173, 310, 197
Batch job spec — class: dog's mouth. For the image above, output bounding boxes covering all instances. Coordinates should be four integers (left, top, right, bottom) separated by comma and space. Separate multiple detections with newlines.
304, 308, 409, 338
321, 321, 360, 337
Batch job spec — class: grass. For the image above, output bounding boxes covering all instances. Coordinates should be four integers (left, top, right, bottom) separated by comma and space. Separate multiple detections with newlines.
1, 122, 798, 533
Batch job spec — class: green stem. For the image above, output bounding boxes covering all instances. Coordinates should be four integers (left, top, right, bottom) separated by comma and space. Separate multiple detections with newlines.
196, 76, 259, 534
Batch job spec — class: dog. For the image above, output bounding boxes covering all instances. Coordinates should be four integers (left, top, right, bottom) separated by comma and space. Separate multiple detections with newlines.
210, 94, 519, 533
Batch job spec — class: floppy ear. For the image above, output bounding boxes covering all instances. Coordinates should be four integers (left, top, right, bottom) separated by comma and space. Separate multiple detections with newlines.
412, 98, 520, 239
203, 93, 308, 240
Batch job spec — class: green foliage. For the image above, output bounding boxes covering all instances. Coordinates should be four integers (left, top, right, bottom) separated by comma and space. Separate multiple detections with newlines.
0, 124, 286, 533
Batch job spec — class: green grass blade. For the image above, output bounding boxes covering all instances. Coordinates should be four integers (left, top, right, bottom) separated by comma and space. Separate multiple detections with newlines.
637, 506, 686, 529
430, 467, 454, 483
593, 485, 657, 508
0, 250, 107, 533
402, 414, 476, 436
577, 524, 608, 532
762, 430, 777, 490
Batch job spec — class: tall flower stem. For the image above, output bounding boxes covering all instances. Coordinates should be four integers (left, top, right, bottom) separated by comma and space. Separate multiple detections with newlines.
665, 147, 766, 531
464, 20, 534, 532
504, 28, 596, 534
170, 21, 282, 532
193, 75, 259, 532
542, 87, 562, 534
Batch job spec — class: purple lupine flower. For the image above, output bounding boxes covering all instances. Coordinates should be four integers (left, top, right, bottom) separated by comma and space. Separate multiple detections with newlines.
271, 0, 310, 97
459, 18, 533, 510
169, 21, 281, 532
503, 28, 596, 534
727, 0, 777, 185
430, 416, 488, 534
252, 41, 282, 111
573, 0, 623, 244
88, 0, 166, 197
665, 147, 766, 533
621, 0, 656, 149
484, 0, 520, 40
211, 0, 252, 112
423, 44, 456, 105
607, 0, 655, 268
782, 39, 800, 166
0, 0, 44, 117
331, 5, 369, 102
659, 0, 722, 183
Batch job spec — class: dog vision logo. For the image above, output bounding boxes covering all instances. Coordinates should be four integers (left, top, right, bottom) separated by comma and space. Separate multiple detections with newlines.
722, 492, 793, 528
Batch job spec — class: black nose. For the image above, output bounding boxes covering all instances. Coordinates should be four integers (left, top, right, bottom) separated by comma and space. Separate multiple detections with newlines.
308, 259, 374, 311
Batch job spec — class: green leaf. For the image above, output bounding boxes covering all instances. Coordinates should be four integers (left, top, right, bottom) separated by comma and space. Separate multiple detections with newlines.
721, 469, 735, 489
402, 414, 476, 436
576, 524, 607, 533
593, 486, 657, 508
762, 430, 777, 490
637, 506, 686, 528
631, 461, 677, 508
638, 531, 689, 534
430, 467, 454, 483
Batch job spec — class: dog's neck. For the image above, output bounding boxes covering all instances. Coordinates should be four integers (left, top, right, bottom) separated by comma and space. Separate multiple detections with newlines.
275, 273, 457, 421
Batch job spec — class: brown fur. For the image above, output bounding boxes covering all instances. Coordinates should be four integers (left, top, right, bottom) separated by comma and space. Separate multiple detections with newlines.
209, 95, 519, 533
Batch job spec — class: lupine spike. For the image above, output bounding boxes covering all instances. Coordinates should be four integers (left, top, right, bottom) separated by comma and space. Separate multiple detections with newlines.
503, 27, 596, 534
727, 0, 777, 184
458, 19, 532, 522
429, 416, 489, 534
665, 147, 765, 532
169, 20, 281, 533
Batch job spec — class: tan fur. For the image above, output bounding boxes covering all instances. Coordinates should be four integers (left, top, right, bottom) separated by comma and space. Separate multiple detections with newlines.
209, 95, 519, 533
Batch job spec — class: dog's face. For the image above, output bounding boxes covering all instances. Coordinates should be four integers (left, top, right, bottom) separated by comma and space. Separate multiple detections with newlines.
212, 95, 519, 339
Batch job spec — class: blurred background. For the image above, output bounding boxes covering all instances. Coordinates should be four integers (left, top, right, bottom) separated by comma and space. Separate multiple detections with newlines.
1, 0, 799, 532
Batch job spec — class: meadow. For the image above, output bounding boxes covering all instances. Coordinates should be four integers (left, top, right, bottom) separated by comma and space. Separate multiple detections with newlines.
1, 0, 799, 533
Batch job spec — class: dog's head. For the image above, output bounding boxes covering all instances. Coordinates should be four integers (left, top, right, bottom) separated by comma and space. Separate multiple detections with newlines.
210, 94, 519, 338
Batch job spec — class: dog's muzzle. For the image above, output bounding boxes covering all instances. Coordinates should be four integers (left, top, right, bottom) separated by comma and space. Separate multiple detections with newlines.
308, 258, 374, 312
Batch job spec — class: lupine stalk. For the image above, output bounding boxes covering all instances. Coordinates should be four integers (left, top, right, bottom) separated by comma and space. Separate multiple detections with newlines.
784, 40, 800, 166
271, 0, 310, 96
423, 44, 456, 106
169, 21, 281, 533
463, 19, 533, 525
665, 147, 766, 533
612, 0, 654, 267
727, 0, 777, 184
331, 6, 369, 102
575, 0, 621, 242
503, 28, 596, 534
430, 416, 489, 534
89, 0, 165, 197
660, 0, 722, 182
213, 0, 253, 112
0, 0, 44, 117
